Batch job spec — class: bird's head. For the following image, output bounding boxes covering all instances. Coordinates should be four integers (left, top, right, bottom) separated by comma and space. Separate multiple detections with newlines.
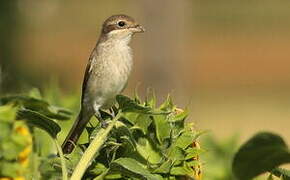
101, 14, 145, 42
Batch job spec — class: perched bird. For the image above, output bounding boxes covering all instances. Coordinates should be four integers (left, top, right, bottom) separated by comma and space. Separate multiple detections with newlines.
62, 14, 145, 154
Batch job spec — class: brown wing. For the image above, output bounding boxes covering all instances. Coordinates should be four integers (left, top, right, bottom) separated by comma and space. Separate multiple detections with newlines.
81, 49, 96, 104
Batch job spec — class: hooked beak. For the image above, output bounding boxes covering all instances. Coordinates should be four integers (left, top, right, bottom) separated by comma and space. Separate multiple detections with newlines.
130, 24, 145, 33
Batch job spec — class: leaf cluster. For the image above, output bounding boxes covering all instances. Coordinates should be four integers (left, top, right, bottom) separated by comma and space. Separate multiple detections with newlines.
0, 89, 202, 180
67, 94, 203, 180
0, 105, 32, 179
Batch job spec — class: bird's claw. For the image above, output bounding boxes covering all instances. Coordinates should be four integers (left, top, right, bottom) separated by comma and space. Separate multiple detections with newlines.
101, 121, 109, 129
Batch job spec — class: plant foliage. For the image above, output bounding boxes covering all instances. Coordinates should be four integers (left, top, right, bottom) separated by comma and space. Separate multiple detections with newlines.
232, 132, 290, 180
0, 89, 202, 180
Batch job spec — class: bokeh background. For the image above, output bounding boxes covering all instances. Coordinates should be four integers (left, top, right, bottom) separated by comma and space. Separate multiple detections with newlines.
1, 0, 290, 155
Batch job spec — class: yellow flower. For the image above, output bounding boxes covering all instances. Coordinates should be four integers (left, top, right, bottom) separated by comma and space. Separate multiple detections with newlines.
15, 126, 32, 144
0, 178, 12, 180
191, 141, 202, 179
18, 146, 32, 162
15, 126, 29, 136
14, 124, 32, 169
14, 177, 25, 180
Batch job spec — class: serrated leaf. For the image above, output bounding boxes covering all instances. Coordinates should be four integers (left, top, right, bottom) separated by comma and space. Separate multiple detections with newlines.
232, 132, 290, 180
168, 109, 188, 123
132, 114, 152, 134
110, 158, 159, 180
185, 147, 204, 160
135, 137, 162, 164
170, 166, 192, 176
174, 131, 196, 149
116, 95, 150, 113
123, 112, 139, 125
271, 168, 290, 180
153, 114, 170, 144
168, 146, 185, 161
145, 88, 156, 108
114, 121, 136, 149
89, 163, 108, 176
17, 109, 61, 138
153, 160, 172, 174
159, 95, 174, 111
0, 95, 72, 121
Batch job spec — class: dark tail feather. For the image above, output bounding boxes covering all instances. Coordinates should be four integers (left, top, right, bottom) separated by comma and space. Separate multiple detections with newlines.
62, 111, 92, 154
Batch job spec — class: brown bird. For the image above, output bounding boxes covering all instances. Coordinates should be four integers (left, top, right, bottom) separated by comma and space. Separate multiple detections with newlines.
62, 14, 145, 154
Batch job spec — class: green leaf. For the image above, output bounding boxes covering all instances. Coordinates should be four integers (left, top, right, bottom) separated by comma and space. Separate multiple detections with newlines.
135, 137, 162, 164
174, 131, 196, 149
153, 114, 170, 144
17, 109, 61, 138
168, 147, 185, 161
159, 95, 174, 111
145, 88, 156, 109
153, 160, 172, 174
123, 112, 139, 125
170, 166, 192, 176
103, 173, 122, 179
39, 156, 62, 180
232, 132, 290, 180
1, 140, 25, 160
267, 174, 274, 180
110, 158, 159, 180
0, 161, 25, 178
0, 122, 11, 140
0, 95, 72, 121
89, 163, 108, 176
116, 95, 150, 113
28, 88, 42, 99
271, 168, 290, 180
132, 114, 152, 134
185, 147, 204, 160
168, 109, 188, 123
0, 105, 17, 122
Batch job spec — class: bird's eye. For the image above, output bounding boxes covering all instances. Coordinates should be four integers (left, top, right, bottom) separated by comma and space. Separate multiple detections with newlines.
118, 21, 126, 27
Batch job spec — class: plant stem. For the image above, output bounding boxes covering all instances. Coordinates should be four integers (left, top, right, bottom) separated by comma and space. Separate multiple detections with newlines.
70, 112, 122, 180
53, 138, 68, 180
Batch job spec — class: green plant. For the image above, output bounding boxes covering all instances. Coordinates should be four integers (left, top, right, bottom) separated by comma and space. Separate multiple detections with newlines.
0, 89, 203, 180
232, 132, 290, 180
0, 105, 32, 180
200, 135, 239, 180
0, 89, 72, 180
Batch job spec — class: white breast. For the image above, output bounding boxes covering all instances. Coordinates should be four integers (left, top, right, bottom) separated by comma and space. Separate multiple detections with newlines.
86, 36, 133, 109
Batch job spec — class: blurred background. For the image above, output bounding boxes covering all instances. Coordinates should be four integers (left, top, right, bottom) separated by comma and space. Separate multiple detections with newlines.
1, 0, 290, 170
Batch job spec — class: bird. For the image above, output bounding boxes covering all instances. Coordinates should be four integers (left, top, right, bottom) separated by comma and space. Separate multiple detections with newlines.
62, 14, 145, 154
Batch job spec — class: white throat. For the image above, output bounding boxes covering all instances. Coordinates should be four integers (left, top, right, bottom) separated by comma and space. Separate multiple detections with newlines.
106, 29, 133, 45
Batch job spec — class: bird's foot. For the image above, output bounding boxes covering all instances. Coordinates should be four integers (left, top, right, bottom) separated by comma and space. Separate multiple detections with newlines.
109, 107, 116, 117
100, 120, 109, 129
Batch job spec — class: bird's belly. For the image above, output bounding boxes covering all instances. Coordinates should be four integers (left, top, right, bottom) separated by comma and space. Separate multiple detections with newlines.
99, 70, 128, 108
85, 43, 132, 109
87, 62, 131, 109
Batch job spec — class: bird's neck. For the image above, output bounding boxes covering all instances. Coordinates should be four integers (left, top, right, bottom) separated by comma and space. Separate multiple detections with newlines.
97, 34, 133, 54
99, 31, 133, 45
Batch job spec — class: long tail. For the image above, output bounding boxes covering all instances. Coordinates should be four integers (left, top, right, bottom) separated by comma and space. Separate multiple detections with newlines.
62, 110, 92, 154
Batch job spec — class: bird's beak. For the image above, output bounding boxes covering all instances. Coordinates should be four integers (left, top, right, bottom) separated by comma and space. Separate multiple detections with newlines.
130, 24, 145, 33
